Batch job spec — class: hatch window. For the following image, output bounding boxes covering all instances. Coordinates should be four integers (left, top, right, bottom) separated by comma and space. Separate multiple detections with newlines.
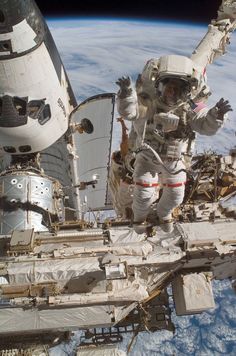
0, 40, 11, 53
3, 146, 16, 153
0, 96, 51, 127
28, 100, 45, 119
13, 97, 27, 115
19, 145, 31, 153
0, 10, 5, 23
38, 104, 51, 125
0, 96, 27, 116
28, 100, 51, 125
0, 96, 27, 127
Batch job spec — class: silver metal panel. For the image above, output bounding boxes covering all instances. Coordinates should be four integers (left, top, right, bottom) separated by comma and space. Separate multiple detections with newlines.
1, 175, 28, 202
71, 93, 115, 211
0, 174, 54, 211
0, 173, 63, 234
0, 210, 48, 234
0, 306, 113, 333
30, 176, 54, 211
41, 137, 76, 210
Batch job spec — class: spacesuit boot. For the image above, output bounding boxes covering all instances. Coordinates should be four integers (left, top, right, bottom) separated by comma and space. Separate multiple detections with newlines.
133, 221, 152, 234
146, 209, 174, 233
157, 215, 174, 233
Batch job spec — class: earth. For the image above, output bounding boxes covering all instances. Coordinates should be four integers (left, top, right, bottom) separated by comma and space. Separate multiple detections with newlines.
48, 18, 236, 355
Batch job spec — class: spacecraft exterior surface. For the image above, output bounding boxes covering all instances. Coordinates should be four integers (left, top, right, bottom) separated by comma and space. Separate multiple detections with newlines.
0, 1, 235, 354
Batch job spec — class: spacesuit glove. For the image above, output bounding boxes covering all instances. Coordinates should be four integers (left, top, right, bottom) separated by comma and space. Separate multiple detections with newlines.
211, 98, 232, 121
116, 76, 132, 99
154, 112, 180, 132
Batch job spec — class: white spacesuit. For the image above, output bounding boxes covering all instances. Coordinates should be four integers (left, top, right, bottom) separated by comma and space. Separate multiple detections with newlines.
116, 55, 232, 233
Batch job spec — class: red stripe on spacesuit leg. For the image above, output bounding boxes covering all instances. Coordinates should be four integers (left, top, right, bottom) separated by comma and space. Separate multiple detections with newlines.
135, 181, 186, 188
162, 181, 186, 188
135, 182, 159, 187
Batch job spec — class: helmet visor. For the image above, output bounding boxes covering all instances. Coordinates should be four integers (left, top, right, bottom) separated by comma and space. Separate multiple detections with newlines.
157, 78, 191, 106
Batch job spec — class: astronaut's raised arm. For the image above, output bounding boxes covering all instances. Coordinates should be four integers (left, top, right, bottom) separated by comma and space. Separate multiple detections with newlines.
191, 0, 236, 68
189, 98, 232, 136
116, 77, 139, 121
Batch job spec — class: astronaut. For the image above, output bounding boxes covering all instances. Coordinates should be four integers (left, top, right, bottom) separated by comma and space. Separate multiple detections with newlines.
116, 54, 232, 233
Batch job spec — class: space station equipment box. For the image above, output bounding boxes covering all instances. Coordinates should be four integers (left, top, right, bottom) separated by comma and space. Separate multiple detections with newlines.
172, 273, 215, 316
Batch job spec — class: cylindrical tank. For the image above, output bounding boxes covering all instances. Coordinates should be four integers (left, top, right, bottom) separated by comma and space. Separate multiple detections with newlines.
0, 170, 64, 234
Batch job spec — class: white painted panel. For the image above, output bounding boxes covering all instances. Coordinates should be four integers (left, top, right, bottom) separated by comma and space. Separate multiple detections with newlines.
71, 94, 115, 210
0, 19, 37, 55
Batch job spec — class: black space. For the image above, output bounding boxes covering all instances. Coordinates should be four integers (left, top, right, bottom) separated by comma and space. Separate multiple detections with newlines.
35, 0, 222, 23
